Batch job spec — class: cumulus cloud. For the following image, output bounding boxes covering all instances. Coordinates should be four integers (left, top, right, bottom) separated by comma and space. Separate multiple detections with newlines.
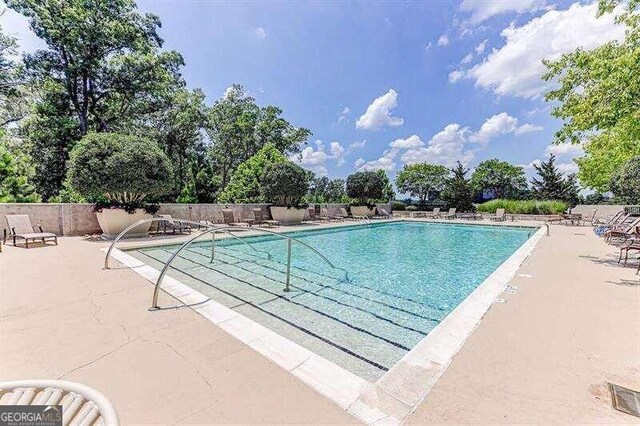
465, 3, 625, 98
401, 124, 474, 167
520, 158, 578, 175
448, 70, 465, 83
354, 148, 399, 172
291, 140, 346, 174
545, 143, 583, 157
460, 0, 543, 24
460, 53, 474, 64
470, 112, 542, 144
437, 34, 450, 46
255, 27, 266, 39
475, 39, 488, 55
356, 89, 405, 131
348, 139, 366, 153
337, 106, 351, 123
389, 135, 425, 149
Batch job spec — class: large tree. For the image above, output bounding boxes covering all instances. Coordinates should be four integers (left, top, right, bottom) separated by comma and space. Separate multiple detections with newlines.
0, 19, 29, 127
543, 0, 640, 190
0, 130, 40, 202
470, 159, 528, 200
441, 161, 474, 212
530, 154, 574, 201
395, 163, 449, 204
206, 85, 311, 190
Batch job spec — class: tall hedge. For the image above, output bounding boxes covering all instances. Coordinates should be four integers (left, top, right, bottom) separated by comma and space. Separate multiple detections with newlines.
346, 171, 384, 204
261, 162, 309, 207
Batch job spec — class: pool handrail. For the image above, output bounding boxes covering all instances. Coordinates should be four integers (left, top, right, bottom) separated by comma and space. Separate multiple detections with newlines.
150, 225, 349, 310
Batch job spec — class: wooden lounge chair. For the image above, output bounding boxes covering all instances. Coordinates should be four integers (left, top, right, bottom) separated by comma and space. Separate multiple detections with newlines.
441, 208, 457, 219
490, 208, 506, 222
423, 208, 440, 219
4, 215, 57, 248
155, 214, 192, 234
252, 208, 279, 227
222, 209, 251, 227
0, 379, 119, 425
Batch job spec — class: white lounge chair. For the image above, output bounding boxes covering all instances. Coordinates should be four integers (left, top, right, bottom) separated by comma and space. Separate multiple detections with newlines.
0, 379, 119, 425
423, 208, 440, 219
441, 208, 457, 219
4, 215, 57, 248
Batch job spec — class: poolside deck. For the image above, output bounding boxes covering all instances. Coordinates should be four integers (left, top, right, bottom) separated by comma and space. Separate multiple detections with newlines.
1, 220, 639, 423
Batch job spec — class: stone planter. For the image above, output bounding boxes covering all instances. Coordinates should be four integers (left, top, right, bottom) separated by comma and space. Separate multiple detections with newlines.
351, 206, 376, 217
269, 206, 307, 226
95, 208, 152, 239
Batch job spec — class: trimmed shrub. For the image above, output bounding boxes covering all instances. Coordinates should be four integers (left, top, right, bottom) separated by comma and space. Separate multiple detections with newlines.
261, 162, 310, 208
477, 199, 567, 215
406, 205, 418, 211
68, 133, 173, 212
346, 171, 384, 205
392, 201, 406, 211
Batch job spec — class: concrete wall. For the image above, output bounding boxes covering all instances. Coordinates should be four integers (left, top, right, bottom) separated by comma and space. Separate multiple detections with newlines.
570, 204, 625, 219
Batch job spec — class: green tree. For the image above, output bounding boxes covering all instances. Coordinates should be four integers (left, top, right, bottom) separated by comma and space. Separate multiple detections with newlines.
441, 161, 473, 212
376, 169, 395, 201
395, 163, 449, 204
9, 0, 185, 135
326, 179, 347, 203
206, 85, 311, 190
543, 0, 640, 190
610, 156, 640, 204
0, 131, 40, 202
530, 154, 575, 200
218, 143, 287, 203
471, 159, 528, 200
261, 162, 310, 207
346, 171, 384, 204
0, 19, 29, 127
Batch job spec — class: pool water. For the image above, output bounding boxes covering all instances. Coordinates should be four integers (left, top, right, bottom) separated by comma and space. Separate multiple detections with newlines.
129, 221, 533, 380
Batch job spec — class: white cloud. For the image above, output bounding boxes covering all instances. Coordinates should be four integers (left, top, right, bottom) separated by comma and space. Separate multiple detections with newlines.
425, 41, 433, 51
389, 135, 425, 149
348, 139, 366, 153
291, 139, 346, 173
255, 27, 266, 39
460, 0, 542, 24
466, 3, 625, 98
521, 158, 578, 175
354, 148, 398, 172
545, 143, 584, 157
337, 106, 351, 123
557, 162, 579, 174
437, 34, 450, 46
356, 89, 404, 131
460, 53, 474, 64
401, 124, 474, 167
0, 7, 46, 54
448, 70, 465, 83
514, 123, 544, 134
475, 39, 488, 55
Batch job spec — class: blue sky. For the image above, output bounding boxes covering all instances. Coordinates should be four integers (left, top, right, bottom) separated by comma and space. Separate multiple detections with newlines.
1, 0, 625, 182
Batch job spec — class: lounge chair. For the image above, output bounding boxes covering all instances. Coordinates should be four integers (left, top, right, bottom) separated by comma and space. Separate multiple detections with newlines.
423, 208, 440, 219
581, 209, 598, 226
319, 208, 332, 222
306, 207, 318, 222
222, 209, 251, 227
375, 207, 393, 219
253, 208, 279, 227
155, 214, 192, 234
490, 208, 506, 222
4, 214, 57, 248
603, 216, 640, 244
328, 208, 345, 221
441, 208, 457, 219
337, 207, 355, 220
593, 211, 623, 226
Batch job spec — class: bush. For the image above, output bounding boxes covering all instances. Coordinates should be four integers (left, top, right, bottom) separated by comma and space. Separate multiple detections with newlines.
346, 171, 384, 205
68, 133, 173, 213
406, 205, 418, 211
392, 201, 406, 211
261, 162, 310, 207
477, 199, 568, 215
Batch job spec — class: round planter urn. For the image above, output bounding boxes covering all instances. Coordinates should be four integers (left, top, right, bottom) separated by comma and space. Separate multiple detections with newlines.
350, 206, 376, 218
269, 206, 307, 226
95, 208, 152, 239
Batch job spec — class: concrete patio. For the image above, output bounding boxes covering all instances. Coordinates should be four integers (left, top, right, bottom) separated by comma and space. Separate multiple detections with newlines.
1, 220, 638, 424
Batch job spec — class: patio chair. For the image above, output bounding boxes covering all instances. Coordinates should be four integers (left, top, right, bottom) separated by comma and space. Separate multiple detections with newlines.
603, 217, 640, 244
593, 211, 623, 226
222, 209, 251, 227
581, 209, 598, 226
156, 214, 192, 234
4, 215, 57, 248
0, 379, 119, 425
253, 208, 279, 227
337, 207, 355, 220
376, 207, 393, 218
490, 208, 506, 222
423, 208, 440, 219
319, 208, 332, 222
328, 208, 345, 221
441, 208, 457, 219
306, 207, 318, 222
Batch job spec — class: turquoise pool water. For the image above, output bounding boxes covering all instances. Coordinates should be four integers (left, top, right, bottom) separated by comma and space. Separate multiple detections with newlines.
129, 221, 533, 380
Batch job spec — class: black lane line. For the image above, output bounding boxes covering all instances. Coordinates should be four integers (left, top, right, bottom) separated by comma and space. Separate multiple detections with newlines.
216, 243, 448, 313
190, 246, 441, 326
147, 248, 413, 352
185, 247, 431, 336
136, 250, 390, 372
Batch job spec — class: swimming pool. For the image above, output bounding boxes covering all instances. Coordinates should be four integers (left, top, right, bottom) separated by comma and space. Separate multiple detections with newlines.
127, 221, 533, 381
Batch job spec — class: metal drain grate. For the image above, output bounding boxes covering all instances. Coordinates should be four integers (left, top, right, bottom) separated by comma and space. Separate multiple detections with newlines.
610, 383, 640, 417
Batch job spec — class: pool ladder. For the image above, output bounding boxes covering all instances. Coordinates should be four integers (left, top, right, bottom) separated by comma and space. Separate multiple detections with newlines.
104, 218, 350, 310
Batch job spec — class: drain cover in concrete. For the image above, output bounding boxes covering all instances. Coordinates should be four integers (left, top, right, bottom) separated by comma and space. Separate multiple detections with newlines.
610, 383, 640, 417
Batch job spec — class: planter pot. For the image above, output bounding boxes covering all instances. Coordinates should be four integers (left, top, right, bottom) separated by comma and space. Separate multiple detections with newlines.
95, 208, 152, 239
269, 206, 307, 226
351, 206, 376, 218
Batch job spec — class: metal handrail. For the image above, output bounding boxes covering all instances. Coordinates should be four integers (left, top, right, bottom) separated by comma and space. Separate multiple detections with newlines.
150, 226, 349, 310
104, 218, 274, 269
